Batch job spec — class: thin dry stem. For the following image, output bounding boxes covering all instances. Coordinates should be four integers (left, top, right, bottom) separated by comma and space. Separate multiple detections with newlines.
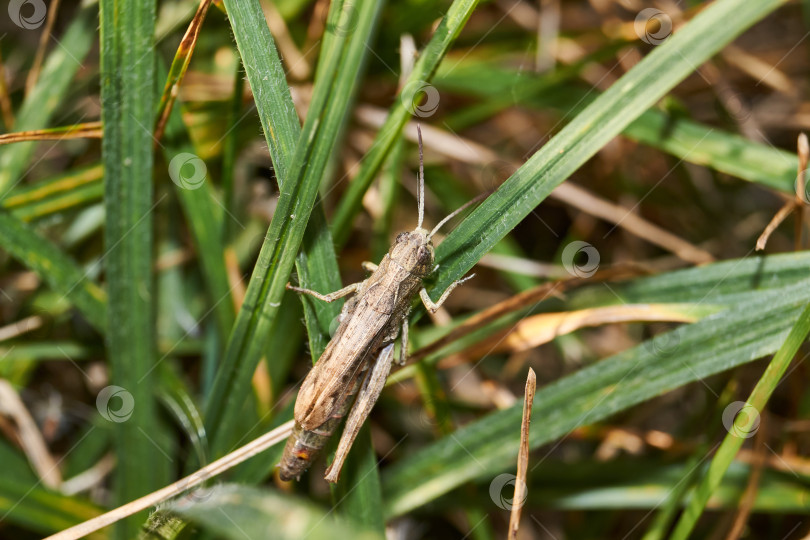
24, 0, 61, 96
757, 133, 808, 251
508, 368, 536, 540
0, 122, 103, 145
0, 49, 15, 129
0, 379, 61, 488
154, 0, 213, 142
44, 420, 294, 540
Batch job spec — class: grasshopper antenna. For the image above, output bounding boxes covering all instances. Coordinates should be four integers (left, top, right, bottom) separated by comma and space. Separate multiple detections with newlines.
417, 124, 425, 229
427, 190, 490, 240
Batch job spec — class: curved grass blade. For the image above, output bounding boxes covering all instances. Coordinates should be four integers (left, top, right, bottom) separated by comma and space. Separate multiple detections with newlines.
0, 440, 103, 536
0, 211, 106, 331
669, 301, 810, 539
154, 0, 214, 141
161, 90, 235, 339
430, 0, 789, 298
330, 0, 480, 247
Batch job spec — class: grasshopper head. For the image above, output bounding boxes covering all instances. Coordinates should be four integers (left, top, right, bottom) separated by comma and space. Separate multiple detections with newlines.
390, 228, 434, 277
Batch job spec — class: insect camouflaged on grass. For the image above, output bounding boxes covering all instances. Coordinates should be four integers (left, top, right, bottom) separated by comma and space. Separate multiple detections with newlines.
278, 125, 487, 483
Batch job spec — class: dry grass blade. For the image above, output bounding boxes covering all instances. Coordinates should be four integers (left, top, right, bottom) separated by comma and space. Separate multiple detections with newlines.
757, 133, 809, 250
463, 304, 701, 358
0, 379, 61, 488
407, 266, 644, 364
0, 49, 15, 129
508, 368, 536, 540
24, 0, 61, 95
43, 420, 294, 540
0, 122, 103, 145
0, 314, 43, 341
154, 0, 213, 141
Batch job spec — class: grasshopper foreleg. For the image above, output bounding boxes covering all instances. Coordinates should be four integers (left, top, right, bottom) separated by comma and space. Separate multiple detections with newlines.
361, 261, 379, 273
286, 282, 360, 303
324, 343, 395, 483
419, 274, 475, 313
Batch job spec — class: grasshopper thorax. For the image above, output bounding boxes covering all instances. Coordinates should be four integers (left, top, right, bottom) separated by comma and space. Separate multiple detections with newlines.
390, 227, 434, 277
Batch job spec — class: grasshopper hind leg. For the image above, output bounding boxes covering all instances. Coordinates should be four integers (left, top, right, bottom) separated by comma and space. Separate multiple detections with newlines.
324, 343, 395, 483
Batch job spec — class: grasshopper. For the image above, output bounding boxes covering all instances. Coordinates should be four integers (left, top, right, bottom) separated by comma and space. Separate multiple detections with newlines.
279, 126, 483, 482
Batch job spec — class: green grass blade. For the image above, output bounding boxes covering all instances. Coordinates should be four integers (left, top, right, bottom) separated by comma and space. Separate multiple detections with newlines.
2, 163, 103, 220
0, 4, 96, 196
206, 0, 362, 454
431, 0, 789, 298
161, 94, 235, 339
381, 272, 810, 516
331, 425, 386, 531
99, 0, 166, 535
669, 301, 810, 539
436, 66, 798, 194
166, 484, 383, 540
0, 211, 106, 330
215, 0, 343, 369
0, 440, 103, 536
330, 0, 480, 247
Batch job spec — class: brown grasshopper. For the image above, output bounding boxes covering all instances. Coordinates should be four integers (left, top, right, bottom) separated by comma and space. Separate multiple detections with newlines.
279, 126, 483, 482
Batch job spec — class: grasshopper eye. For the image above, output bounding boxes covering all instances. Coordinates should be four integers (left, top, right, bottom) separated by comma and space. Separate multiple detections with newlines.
396, 232, 408, 243
417, 245, 431, 262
